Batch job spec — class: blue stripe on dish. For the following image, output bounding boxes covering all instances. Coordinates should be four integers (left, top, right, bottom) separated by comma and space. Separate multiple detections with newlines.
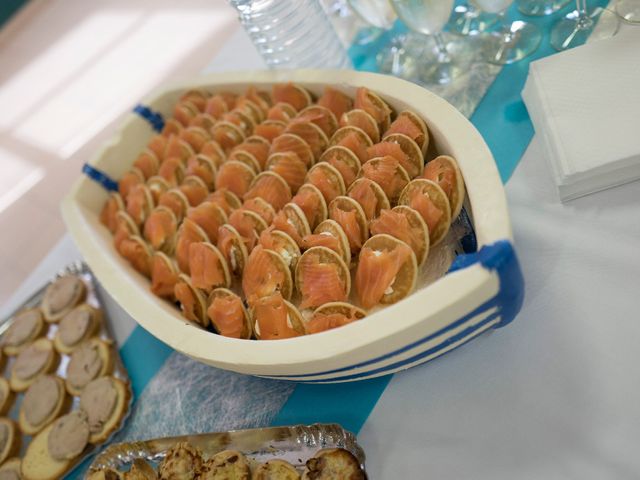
82, 163, 118, 192
133, 104, 165, 133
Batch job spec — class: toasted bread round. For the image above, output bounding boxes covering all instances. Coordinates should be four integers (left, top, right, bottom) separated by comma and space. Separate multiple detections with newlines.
226, 109, 256, 137
391, 205, 430, 266
293, 183, 328, 230
114, 210, 141, 241
210, 121, 246, 151
186, 154, 217, 190
174, 274, 209, 328
313, 302, 367, 320
306, 162, 346, 204
312, 219, 352, 265
297, 105, 339, 137
0, 419, 20, 467
0, 379, 14, 416
207, 288, 252, 339
201, 140, 227, 169
53, 304, 101, 354
295, 246, 351, 310
328, 196, 369, 254
2, 308, 46, 356
100, 191, 125, 233
208, 188, 242, 213
217, 224, 249, 277
399, 178, 451, 246
422, 154, 465, 219
80, 376, 130, 444
347, 177, 390, 221
253, 459, 300, 479
158, 188, 190, 222
243, 197, 276, 225
271, 133, 315, 167
228, 149, 261, 174
384, 110, 430, 155
10, 338, 59, 392
340, 108, 380, 143
19, 375, 70, 436
239, 98, 266, 124
64, 338, 114, 396
279, 203, 312, 245
147, 176, 171, 204
382, 132, 424, 179
251, 297, 306, 340
161, 118, 183, 138
158, 442, 203, 480
358, 88, 393, 132
21, 411, 90, 480
302, 448, 365, 480
285, 121, 329, 161
41, 275, 86, 323
360, 234, 418, 306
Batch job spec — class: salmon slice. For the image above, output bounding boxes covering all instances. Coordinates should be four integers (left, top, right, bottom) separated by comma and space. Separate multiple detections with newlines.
207, 189, 241, 215
215, 161, 255, 198
187, 201, 227, 243
189, 242, 228, 292
354, 87, 391, 131
147, 135, 167, 160
174, 102, 198, 127
164, 136, 194, 163
317, 86, 353, 120
306, 312, 355, 334
113, 213, 137, 252
200, 141, 226, 169
205, 95, 229, 119
180, 90, 208, 112
422, 157, 455, 199
267, 152, 308, 192
323, 150, 359, 187
175, 219, 208, 274
297, 252, 348, 309
222, 110, 255, 137
340, 109, 380, 143
227, 209, 266, 251
254, 121, 286, 142
338, 132, 369, 164
252, 292, 302, 340
355, 243, 413, 309
217, 225, 247, 276
331, 206, 363, 253
179, 180, 208, 207
100, 194, 123, 233
126, 184, 153, 227
272, 209, 303, 246
384, 111, 427, 151
285, 121, 328, 160
301, 233, 340, 252
368, 142, 408, 171
150, 254, 178, 300
161, 119, 182, 138
133, 151, 159, 179
408, 190, 443, 236
207, 293, 247, 339
189, 113, 217, 132
243, 198, 275, 224
211, 122, 245, 152
272, 82, 311, 111
174, 276, 207, 326
361, 156, 409, 202
242, 246, 287, 304
348, 178, 380, 220
185, 155, 215, 190
118, 169, 144, 199
231, 141, 270, 169
267, 103, 296, 123
296, 106, 338, 137
158, 157, 185, 187
118, 237, 151, 277
370, 210, 421, 259
158, 189, 189, 221
244, 173, 292, 211
143, 207, 177, 252
291, 186, 325, 229
243, 86, 271, 113
270, 133, 314, 168
179, 126, 210, 152
306, 164, 345, 204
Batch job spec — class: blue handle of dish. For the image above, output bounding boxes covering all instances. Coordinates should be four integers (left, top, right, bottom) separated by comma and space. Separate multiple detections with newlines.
133, 104, 165, 133
81, 164, 118, 192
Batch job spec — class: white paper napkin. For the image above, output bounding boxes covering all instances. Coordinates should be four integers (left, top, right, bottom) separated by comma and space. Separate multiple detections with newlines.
522, 27, 640, 201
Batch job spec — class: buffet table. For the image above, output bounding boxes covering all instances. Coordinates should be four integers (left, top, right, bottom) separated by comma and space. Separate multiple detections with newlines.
3, 11, 640, 480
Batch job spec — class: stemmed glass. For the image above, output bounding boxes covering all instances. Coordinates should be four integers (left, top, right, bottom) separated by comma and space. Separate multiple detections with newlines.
474, 0, 542, 64
450, 1, 499, 35
389, 0, 466, 86
347, 0, 397, 44
517, 0, 571, 16
616, 0, 640, 23
550, 0, 619, 50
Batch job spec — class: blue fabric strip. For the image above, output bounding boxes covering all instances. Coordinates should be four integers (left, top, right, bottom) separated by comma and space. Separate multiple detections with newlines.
133, 104, 165, 132
82, 163, 118, 192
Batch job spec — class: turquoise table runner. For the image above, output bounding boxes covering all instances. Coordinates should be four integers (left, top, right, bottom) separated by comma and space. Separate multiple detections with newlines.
68, 2, 609, 475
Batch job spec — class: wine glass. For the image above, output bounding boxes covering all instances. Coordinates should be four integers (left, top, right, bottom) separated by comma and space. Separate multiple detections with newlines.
450, 1, 499, 35
616, 0, 640, 23
389, 0, 466, 86
550, 0, 619, 51
474, 0, 542, 64
347, 0, 397, 44
517, 0, 571, 16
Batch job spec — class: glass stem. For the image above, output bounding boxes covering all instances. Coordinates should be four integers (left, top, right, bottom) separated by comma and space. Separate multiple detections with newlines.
575, 0, 594, 29
433, 32, 450, 64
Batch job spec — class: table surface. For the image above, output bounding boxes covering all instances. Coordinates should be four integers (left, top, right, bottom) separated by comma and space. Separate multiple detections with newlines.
4, 22, 640, 480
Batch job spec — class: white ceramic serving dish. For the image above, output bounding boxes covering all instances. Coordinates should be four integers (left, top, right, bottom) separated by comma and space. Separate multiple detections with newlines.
62, 70, 524, 383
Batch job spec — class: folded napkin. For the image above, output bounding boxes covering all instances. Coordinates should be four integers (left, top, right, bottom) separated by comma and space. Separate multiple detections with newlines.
522, 27, 640, 202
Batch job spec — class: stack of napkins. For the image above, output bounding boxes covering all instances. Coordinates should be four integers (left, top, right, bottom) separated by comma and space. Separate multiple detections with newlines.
522, 28, 640, 202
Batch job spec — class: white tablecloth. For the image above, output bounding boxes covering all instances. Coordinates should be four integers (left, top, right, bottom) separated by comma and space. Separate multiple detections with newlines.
4, 26, 640, 479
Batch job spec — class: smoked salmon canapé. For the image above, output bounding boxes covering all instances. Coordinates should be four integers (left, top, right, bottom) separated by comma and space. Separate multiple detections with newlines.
355, 234, 418, 309
421, 155, 465, 219
207, 288, 252, 339
295, 246, 351, 311
306, 302, 367, 334
398, 179, 452, 247
97, 78, 476, 346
